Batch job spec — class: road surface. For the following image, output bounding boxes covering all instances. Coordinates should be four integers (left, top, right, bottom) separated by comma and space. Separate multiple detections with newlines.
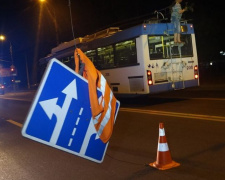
0, 85, 225, 180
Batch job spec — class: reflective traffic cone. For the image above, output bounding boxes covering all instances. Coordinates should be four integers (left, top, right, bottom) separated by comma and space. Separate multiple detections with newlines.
149, 123, 180, 170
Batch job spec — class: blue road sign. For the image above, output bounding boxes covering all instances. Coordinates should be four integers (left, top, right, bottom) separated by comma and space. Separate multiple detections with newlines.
22, 59, 120, 163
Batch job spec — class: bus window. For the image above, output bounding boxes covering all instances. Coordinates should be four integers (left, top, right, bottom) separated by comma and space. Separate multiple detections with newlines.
97, 45, 114, 69
175, 35, 193, 57
148, 34, 193, 60
115, 39, 137, 66
61, 55, 75, 70
85, 50, 98, 66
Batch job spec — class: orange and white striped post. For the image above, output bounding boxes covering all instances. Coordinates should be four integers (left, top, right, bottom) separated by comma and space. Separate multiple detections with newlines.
149, 123, 180, 170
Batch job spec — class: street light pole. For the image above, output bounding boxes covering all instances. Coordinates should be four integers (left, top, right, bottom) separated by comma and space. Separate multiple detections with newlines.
52, 8, 59, 45
9, 42, 14, 65
8, 41, 15, 90
25, 55, 31, 90
0, 36, 14, 65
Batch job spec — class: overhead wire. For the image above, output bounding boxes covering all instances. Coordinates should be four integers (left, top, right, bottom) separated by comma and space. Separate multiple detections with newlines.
68, 0, 77, 49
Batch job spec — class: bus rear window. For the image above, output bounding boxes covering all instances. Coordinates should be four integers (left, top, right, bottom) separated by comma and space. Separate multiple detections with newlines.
148, 34, 193, 60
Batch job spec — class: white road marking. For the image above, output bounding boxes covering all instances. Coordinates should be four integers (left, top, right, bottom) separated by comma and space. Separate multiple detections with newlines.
120, 108, 225, 123
153, 96, 225, 101
0, 97, 31, 102
191, 97, 225, 101
1, 95, 225, 104
6, 120, 23, 128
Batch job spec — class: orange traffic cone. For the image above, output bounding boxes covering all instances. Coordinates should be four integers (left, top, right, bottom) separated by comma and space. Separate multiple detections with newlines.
149, 123, 180, 170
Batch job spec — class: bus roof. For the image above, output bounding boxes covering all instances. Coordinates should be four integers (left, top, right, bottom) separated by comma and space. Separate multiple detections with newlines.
40, 23, 194, 64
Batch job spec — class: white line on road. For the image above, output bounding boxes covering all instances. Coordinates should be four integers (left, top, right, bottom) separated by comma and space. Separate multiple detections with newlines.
1, 95, 225, 102
191, 97, 225, 101
120, 108, 225, 123
6, 120, 23, 128
153, 96, 225, 101
0, 97, 31, 102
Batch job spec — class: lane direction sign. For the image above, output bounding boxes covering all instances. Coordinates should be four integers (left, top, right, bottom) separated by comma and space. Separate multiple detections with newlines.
22, 59, 120, 163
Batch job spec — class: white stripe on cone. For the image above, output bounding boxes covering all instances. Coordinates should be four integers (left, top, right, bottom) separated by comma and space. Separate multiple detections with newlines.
159, 128, 165, 136
158, 143, 169, 152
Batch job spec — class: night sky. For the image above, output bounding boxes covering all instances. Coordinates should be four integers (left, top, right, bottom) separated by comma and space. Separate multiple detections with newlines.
0, 0, 224, 85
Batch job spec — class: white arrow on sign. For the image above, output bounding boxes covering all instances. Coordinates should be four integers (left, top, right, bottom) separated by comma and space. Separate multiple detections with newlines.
39, 79, 78, 145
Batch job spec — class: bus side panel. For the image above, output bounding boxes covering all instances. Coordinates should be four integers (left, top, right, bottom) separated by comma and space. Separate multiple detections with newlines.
101, 66, 148, 95
100, 36, 150, 95
136, 35, 150, 94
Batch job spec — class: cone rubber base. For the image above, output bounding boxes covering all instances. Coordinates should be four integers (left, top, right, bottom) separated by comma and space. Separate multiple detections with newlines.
149, 161, 180, 170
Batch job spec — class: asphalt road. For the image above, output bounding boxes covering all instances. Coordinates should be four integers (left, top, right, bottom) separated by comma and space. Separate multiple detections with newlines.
0, 85, 225, 180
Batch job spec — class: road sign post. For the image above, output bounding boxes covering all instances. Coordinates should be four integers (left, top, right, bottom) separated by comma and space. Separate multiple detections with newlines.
22, 59, 120, 163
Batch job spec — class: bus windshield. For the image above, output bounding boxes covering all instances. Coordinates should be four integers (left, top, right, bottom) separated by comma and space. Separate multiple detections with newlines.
148, 34, 193, 60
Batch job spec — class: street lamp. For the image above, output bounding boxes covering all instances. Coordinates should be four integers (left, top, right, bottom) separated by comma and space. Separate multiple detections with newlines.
39, 0, 46, 3
0, 35, 14, 65
0, 35, 6, 41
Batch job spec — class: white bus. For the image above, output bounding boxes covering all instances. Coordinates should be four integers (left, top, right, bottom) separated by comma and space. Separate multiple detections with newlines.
40, 22, 199, 95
